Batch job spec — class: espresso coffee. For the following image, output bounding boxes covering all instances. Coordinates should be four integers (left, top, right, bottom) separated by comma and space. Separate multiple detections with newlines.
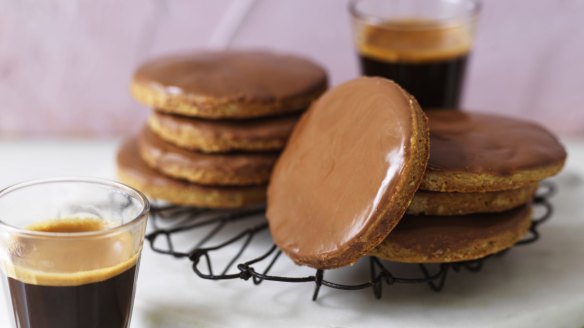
357, 20, 472, 108
1, 218, 140, 328
6, 266, 136, 328
359, 54, 467, 109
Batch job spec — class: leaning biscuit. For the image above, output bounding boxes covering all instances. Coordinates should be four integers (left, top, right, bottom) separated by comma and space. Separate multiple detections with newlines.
148, 111, 298, 153
267, 77, 429, 269
138, 126, 277, 186
420, 110, 566, 192
117, 138, 266, 208
371, 204, 533, 263
131, 51, 327, 119
407, 183, 538, 216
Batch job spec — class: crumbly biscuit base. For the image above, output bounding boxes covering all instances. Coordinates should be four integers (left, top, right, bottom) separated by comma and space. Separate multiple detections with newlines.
148, 115, 288, 153
139, 146, 272, 186
407, 184, 538, 216
117, 169, 266, 208
116, 139, 266, 208
420, 162, 564, 192
131, 82, 325, 119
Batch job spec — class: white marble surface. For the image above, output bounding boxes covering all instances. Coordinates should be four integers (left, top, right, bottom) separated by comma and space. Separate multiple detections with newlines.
0, 138, 583, 328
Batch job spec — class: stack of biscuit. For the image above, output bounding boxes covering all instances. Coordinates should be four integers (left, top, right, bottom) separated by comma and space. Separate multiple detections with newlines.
372, 109, 567, 263
117, 51, 328, 208
266, 77, 566, 269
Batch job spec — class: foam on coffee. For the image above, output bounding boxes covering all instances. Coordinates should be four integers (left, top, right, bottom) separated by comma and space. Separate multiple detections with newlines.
357, 19, 472, 63
1, 217, 139, 287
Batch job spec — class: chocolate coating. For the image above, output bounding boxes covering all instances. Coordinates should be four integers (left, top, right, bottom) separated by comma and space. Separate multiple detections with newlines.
394, 206, 529, 245
427, 110, 567, 175
267, 77, 428, 269
134, 51, 327, 105
138, 126, 278, 185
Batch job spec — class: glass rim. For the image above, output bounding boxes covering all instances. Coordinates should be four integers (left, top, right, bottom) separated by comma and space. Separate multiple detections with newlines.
349, 0, 482, 28
0, 176, 150, 238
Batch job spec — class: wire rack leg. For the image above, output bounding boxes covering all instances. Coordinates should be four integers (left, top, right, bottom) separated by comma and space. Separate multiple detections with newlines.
312, 270, 324, 301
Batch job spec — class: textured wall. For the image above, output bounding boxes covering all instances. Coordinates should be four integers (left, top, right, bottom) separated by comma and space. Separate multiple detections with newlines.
0, 0, 583, 137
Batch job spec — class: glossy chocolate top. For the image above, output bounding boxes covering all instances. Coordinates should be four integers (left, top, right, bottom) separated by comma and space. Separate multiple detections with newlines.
134, 50, 327, 103
427, 110, 567, 175
267, 77, 421, 269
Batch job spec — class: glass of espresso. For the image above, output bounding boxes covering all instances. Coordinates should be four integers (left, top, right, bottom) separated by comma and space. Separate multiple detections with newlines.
350, 0, 481, 108
0, 177, 149, 328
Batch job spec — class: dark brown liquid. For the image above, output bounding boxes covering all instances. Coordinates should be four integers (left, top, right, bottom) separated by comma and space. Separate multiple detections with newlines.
2, 218, 139, 328
356, 19, 472, 108
359, 54, 468, 108
5, 266, 137, 328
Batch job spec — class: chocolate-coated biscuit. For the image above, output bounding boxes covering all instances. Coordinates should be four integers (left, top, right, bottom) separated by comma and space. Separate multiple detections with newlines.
138, 126, 277, 186
267, 77, 429, 269
148, 112, 298, 153
421, 110, 566, 192
131, 51, 327, 119
371, 204, 532, 263
117, 138, 266, 208
407, 184, 538, 216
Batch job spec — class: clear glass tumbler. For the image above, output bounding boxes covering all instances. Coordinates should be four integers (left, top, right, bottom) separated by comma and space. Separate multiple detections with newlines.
0, 177, 149, 328
350, 0, 481, 109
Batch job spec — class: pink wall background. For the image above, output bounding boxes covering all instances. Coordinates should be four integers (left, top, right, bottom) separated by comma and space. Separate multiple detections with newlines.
1, 0, 583, 137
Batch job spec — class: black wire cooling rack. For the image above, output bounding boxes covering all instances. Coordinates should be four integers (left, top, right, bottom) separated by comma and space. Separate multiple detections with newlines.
146, 183, 555, 300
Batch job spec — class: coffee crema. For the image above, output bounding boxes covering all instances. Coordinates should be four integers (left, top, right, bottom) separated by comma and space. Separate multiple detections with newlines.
358, 19, 472, 63
2, 217, 140, 328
